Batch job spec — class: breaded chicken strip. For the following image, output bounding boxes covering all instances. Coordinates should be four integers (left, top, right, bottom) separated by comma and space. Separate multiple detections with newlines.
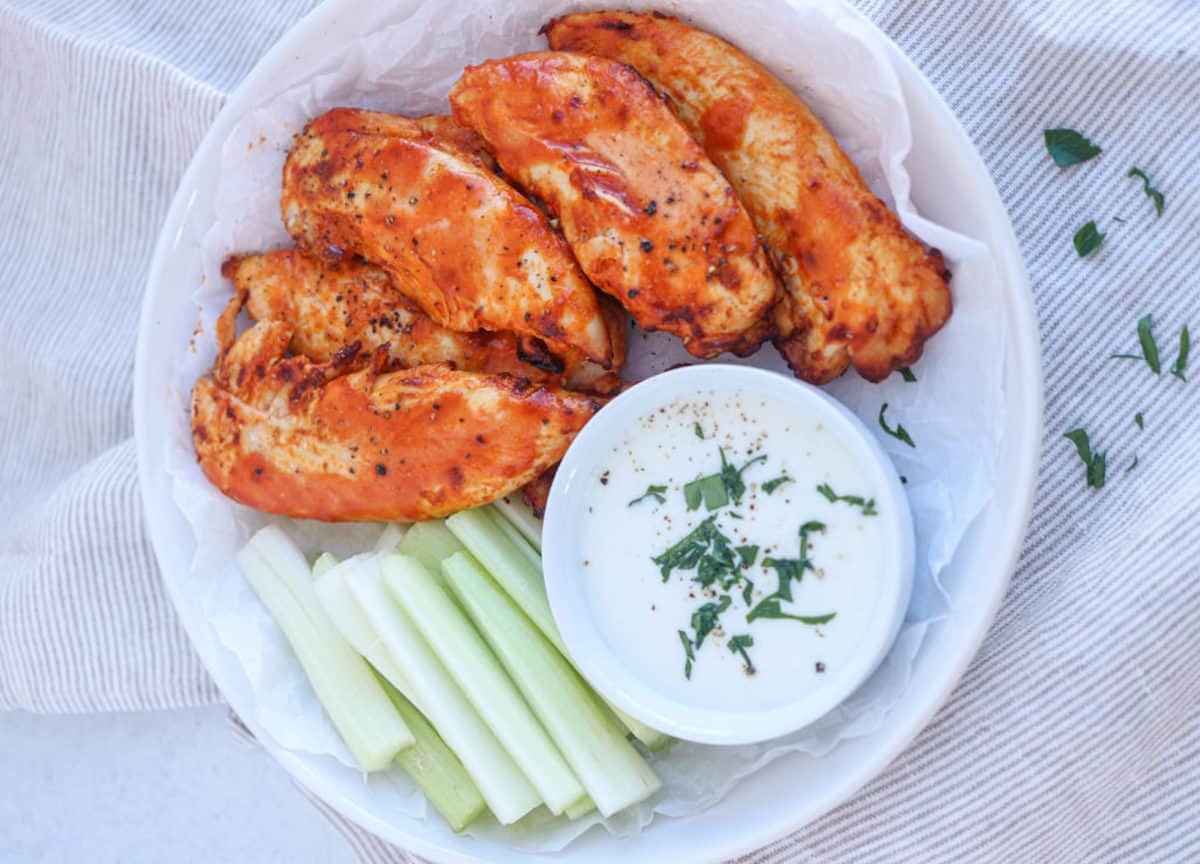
546, 12, 952, 383
191, 320, 600, 522
222, 249, 625, 394
281, 107, 613, 366
450, 52, 780, 359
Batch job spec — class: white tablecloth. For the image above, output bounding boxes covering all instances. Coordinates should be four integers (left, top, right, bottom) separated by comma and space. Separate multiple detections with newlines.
2, 1, 1198, 861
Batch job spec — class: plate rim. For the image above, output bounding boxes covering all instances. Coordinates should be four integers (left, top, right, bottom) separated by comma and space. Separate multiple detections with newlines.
133, 1, 1044, 860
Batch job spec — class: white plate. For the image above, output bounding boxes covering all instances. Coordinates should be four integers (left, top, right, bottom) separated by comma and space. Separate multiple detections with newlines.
134, 1, 1042, 861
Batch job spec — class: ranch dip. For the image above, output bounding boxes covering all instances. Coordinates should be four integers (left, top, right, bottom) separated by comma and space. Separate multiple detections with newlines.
576, 389, 887, 712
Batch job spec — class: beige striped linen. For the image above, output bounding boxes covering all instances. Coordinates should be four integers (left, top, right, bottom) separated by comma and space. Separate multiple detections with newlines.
2, 0, 1198, 861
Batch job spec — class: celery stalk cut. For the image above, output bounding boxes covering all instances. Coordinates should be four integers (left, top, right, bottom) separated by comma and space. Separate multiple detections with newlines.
445, 508, 673, 751
344, 556, 539, 825
443, 552, 661, 816
375, 523, 408, 554
237, 530, 413, 771
314, 555, 412, 699
493, 494, 543, 551
565, 796, 597, 821
488, 506, 541, 570
383, 553, 586, 815
311, 552, 339, 581
397, 521, 466, 575
377, 673, 486, 833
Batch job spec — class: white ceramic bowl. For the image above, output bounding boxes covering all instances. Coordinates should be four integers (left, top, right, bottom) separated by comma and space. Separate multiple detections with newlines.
134, 1, 1042, 860
543, 364, 915, 745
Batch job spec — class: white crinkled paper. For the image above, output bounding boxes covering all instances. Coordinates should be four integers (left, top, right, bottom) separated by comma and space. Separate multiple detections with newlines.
166, 0, 1006, 851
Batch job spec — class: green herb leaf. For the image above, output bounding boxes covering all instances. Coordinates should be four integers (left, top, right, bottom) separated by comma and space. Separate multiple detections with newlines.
1064, 428, 1106, 489
678, 630, 695, 680
1135, 412, 1144, 430
1137, 314, 1162, 374
741, 579, 755, 606
684, 474, 728, 512
727, 634, 755, 674
684, 481, 702, 511
628, 484, 667, 507
717, 448, 767, 505
1128, 167, 1165, 216
1173, 325, 1190, 382
761, 557, 804, 602
729, 511, 744, 520
878, 403, 916, 447
652, 515, 718, 580
693, 422, 705, 440
815, 482, 878, 516
735, 544, 759, 567
746, 597, 836, 626
898, 366, 917, 383
1111, 354, 1141, 361
1073, 221, 1105, 257
1044, 128, 1102, 167
691, 595, 731, 649
1126, 454, 1138, 473
762, 475, 792, 494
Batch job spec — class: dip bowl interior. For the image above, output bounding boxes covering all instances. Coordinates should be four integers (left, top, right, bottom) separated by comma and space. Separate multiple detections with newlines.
543, 364, 915, 746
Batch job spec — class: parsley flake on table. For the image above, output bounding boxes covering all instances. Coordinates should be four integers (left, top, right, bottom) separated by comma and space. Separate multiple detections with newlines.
1135, 412, 1144, 430
1111, 315, 1162, 374
1173, 325, 1190, 382
1127, 454, 1139, 473
1064, 428, 1107, 489
1044, 128, 1102, 167
1128, 167, 1165, 216
1073, 221, 1105, 257
897, 366, 917, 382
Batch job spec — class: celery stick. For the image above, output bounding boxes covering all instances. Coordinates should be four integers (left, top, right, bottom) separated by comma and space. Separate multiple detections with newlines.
375, 523, 408, 554
237, 533, 413, 771
494, 494, 543, 551
488, 506, 541, 570
312, 552, 339, 580
565, 796, 596, 820
397, 520, 466, 574
383, 554, 586, 815
314, 556, 412, 699
344, 557, 539, 825
444, 552, 661, 816
377, 673, 486, 833
445, 508, 672, 751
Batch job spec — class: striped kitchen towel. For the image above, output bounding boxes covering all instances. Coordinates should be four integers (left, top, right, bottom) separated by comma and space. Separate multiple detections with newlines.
1, 0, 1197, 861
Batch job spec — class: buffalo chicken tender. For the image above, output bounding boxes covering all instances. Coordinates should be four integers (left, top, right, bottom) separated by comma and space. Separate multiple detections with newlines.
281, 107, 614, 367
191, 320, 600, 523
450, 52, 780, 359
222, 249, 625, 394
546, 12, 952, 383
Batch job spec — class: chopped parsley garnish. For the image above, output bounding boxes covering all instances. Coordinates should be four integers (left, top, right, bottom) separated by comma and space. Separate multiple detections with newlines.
1111, 314, 1162, 374
878, 403, 916, 447
741, 579, 755, 606
753, 520, 824, 608
1064, 428, 1106, 489
628, 484, 667, 507
693, 422, 705, 439
678, 630, 695, 679
1138, 315, 1162, 374
1128, 167, 1165, 216
816, 482, 878, 516
1127, 454, 1139, 473
735, 544, 759, 567
691, 595, 731, 649
1073, 221, 1105, 257
762, 475, 792, 494
727, 634, 756, 674
651, 516, 739, 589
746, 598, 836, 626
1044, 128, 1102, 167
1173, 325, 1190, 382
683, 447, 767, 511
898, 366, 917, 382
1135, 412, 1145, 430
